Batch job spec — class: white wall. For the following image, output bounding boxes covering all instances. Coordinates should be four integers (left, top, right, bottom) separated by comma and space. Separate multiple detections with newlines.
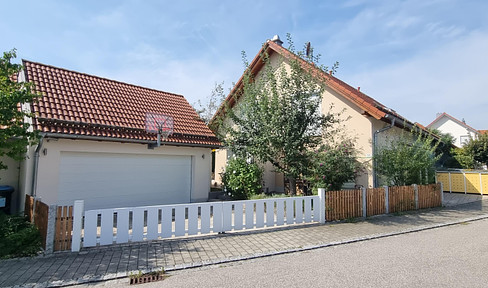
430, 117, 478, 147
21, 138, 212, 208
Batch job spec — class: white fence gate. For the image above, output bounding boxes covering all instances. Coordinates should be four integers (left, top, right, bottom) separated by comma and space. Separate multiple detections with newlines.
71, 190, 326, 251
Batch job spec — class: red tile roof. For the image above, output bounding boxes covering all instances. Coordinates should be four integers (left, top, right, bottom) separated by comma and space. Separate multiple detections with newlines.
211, 40, 414, 129
23, 60, 220, 147
478, 130, 487, 135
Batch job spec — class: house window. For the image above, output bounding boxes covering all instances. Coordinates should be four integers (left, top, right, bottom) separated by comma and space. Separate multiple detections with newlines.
460, 135, 470, 146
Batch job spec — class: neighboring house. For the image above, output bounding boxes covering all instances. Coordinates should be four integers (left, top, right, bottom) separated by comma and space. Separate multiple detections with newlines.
427, 112, 479, 148
5, 60, 220, 212
211, 36, 424, 191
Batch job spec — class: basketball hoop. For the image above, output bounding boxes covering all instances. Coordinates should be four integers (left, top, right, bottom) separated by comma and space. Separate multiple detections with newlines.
145, 112, 174, 148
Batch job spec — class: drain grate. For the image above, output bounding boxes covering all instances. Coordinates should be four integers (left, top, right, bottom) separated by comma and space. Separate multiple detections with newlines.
129, 273, 166, 285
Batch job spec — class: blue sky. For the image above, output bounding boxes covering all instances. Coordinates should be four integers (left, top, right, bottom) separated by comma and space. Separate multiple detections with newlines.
2, 0, 487, 128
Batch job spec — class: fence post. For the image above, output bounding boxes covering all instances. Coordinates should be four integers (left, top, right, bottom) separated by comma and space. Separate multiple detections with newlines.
463, 171, 467, 194
318, 188, 326, 223
362, 187, 367, 218
384, 186, 389, 214
480, 173, 483, 195
440, 182, 444, 205
71, 200, 84, 252
45, 205, 57, 254
413, 184, 418, 210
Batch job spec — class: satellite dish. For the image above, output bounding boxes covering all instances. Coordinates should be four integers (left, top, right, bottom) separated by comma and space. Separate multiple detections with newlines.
306, 42, 311, 58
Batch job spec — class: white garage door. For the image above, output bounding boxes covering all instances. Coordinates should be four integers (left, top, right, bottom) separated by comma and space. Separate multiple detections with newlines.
58, 152, 192, 210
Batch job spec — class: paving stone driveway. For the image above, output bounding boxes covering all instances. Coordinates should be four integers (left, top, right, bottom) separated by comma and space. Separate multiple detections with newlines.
0, 193, 487, 288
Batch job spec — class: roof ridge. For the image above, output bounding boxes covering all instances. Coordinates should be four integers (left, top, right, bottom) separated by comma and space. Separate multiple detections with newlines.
22, 59, 185, 98
267, 41, 388, 120
427, 112, 479, 132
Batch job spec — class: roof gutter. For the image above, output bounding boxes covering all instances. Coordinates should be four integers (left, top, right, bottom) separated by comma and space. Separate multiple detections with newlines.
42, 133, 222, 149
31, 134, 44, 197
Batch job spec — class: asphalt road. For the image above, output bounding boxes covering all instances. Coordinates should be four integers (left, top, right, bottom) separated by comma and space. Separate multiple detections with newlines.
81, 218, 488, 288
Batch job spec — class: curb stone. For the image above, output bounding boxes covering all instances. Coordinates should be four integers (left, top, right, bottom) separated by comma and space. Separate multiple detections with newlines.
7, 203, 488, 287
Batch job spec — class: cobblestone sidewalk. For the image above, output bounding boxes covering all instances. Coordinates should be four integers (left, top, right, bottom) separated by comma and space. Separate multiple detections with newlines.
1, 193, 487, 288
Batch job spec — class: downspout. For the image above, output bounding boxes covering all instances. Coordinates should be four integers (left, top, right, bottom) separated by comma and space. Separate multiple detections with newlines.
31, 134, 45, 197
373, 115, 395, 187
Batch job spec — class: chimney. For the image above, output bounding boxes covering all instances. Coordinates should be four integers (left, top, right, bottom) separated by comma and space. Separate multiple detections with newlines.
271, 35, 283, 46
357, 87, 360, 92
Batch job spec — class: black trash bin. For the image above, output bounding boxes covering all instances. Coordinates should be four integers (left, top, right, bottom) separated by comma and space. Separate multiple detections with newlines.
0, 185, 14, 214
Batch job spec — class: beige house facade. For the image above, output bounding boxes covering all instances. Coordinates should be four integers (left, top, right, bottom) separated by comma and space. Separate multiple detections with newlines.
6, 60, 220, 213
212, 36, 421, 191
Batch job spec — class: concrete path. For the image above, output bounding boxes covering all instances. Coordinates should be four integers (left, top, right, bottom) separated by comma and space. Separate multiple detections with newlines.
1, 192, 487, 288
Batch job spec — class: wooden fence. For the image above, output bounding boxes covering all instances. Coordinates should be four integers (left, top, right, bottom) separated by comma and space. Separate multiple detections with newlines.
366, 187, 386, 217
325, 183, 442, 222
24, 195, 73, 252
418, 184, 442, 209
325, 189, 362, 221
55, 206, 73, 251
389, 186, 415, 213
24, 195, 49, 249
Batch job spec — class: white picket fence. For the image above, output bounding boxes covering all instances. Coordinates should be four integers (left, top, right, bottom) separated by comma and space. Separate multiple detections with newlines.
71, 190, 326, 252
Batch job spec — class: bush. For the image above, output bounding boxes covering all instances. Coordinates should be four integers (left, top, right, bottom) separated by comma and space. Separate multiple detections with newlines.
306, 139, 365, 192
374, 130, 439, 186
221, 157, 263, 200
0, 212, 42, 259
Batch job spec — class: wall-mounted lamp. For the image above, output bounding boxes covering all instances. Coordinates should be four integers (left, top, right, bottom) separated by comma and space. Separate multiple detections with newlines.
42, 148, 48, 156
202, 154, 205, 159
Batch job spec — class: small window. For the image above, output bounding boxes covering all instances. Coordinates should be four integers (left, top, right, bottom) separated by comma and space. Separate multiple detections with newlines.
460, 135, 470, 146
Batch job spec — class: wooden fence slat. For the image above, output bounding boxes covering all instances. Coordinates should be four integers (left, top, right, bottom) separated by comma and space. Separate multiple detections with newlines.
55, 206, 62, 251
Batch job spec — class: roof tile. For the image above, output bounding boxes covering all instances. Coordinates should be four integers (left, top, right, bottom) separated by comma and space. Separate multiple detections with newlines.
24, 60, 220, 147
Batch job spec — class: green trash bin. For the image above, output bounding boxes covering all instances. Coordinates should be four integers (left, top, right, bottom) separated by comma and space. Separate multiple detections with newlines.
0, 185, 14, 214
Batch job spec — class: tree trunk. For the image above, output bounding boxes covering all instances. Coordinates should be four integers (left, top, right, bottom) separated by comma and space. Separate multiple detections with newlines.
288, 177, 297, 196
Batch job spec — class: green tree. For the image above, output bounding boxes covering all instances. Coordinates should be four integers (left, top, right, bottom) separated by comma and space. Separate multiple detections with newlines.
0, 49, 39, 173
306, 138, 365, 192
462, 134, 488, 168
428, 129, 461, 168
374, 129, 439, 186
221, 35, 341, 195
453, 147, 476, 169
220, 157, 263, 200
194, 82, 226, 125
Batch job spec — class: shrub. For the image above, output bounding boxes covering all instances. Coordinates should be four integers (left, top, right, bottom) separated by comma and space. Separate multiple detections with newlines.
221, 157, 263, 200
374, 130, 439, 186
306, 139, 365, 192
0, 212, 42, 259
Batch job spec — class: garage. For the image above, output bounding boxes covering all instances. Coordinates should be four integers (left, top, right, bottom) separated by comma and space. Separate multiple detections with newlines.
57, 152, 192, 210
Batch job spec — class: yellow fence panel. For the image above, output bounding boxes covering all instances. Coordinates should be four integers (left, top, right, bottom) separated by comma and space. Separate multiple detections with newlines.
437, 171, 488, 195
482, 174, 488, 195
450, 173, 465, 193
465, 173, 481, 193
436, 173, 450, 191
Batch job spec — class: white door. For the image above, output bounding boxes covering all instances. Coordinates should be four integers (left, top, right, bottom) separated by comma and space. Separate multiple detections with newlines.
58, 152, 192, 210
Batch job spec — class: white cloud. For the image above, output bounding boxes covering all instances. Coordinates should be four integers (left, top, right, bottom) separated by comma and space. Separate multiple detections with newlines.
345, 30, 488, 128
